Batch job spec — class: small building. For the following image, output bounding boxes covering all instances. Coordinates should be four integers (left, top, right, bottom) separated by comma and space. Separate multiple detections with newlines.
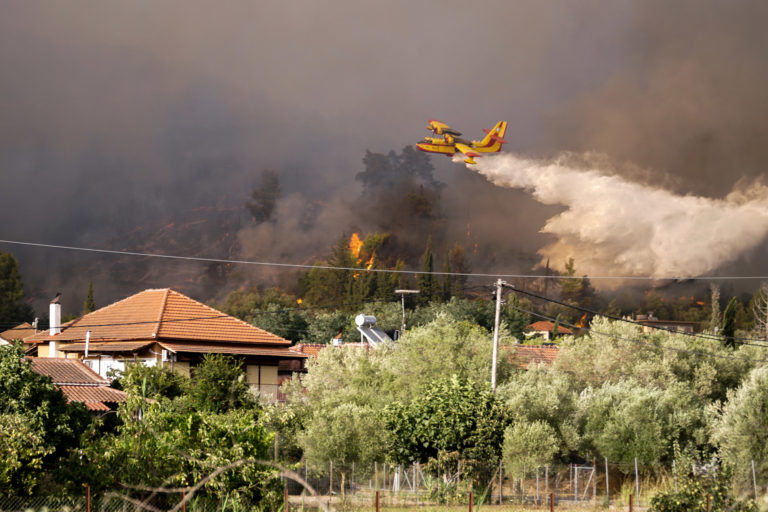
524, 321, 573, 341
27, 357, 129, 412
26, 288, 307, 402
0, 322, 39, 348
635, 313, 698, 334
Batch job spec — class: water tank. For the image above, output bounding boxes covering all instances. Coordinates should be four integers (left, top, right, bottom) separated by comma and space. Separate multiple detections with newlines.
355, 314, 376, 327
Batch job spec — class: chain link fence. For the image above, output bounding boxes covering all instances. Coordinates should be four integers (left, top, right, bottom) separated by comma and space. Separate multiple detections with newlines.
1, 459, 766, 511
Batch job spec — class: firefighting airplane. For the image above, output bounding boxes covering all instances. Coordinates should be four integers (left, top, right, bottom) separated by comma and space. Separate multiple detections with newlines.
415, 119, 507, 164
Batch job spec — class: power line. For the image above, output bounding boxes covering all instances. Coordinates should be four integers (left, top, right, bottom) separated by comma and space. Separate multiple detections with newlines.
0, 298, 394, 334
4, 238, 768, 281
508, 303, 768, 365
506, 284, 768, 349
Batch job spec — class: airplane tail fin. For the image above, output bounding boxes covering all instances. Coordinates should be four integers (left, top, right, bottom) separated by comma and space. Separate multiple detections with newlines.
475, 121, 507, 151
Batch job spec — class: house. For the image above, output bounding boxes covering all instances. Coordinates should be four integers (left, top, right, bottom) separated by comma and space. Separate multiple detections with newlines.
26, 288, 307, 402
635, 313, 698, 334
0, 321, 39, 347
27, 357, 129, 412
524, 321, 573, 341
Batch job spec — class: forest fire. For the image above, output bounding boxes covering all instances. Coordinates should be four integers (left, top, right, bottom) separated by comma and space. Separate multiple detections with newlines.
349, 233, 363, 263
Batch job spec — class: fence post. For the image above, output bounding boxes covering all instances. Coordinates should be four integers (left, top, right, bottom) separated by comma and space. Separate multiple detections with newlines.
375, 490, 380, 512
634, 458, 640, 506
469, 490, 473, 512
550, 491, 554, 512
752, 460, 758, 501
605, 457, 609, 503
329, 460, 333, 497
86, 484, 91, 512
498, 460, 503, 504
673, 459, 678, 492
181, 490, 186, 512
593, 458, 596, 502
283, 486, 288, 512
629, 494, 633, 512
536, 466, 540, 503
706, 494, 711, 512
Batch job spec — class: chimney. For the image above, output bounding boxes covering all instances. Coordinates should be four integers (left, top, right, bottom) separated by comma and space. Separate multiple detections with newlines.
49, 292, 62, 336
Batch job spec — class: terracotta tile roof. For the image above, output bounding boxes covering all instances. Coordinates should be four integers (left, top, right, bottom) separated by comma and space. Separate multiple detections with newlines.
294, 343, 328, 357
57, 385, 129, 408
510, 345, 560, 368
1, 322, 38, 342
157, 290, 289, 344
27, 357, 129, 410
59, 341, 155, 353
526, 321, 573, 335
159, 342, 307, 358
27, 288, 290, 346
27, 357, 108, 385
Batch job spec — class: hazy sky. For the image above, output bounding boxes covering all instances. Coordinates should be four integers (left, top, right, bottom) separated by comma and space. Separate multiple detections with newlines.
3, 1, 768, 308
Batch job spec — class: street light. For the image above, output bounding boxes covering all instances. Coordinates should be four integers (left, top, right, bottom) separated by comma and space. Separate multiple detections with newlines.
395, 289, 419, 337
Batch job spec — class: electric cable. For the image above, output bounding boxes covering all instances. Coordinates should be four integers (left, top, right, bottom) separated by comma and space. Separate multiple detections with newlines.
505, 284, 768, 349
507, 303, 768, 365
4, 238, 768, 281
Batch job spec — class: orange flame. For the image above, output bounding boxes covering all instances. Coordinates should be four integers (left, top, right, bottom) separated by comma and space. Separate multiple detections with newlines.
576, 313, 588, 328
349, 233, 363, 263
365, 254, 375, 271
296, 298, 303, 304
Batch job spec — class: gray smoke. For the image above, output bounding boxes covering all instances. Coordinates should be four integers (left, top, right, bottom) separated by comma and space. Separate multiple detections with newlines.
469, 153, 768, 279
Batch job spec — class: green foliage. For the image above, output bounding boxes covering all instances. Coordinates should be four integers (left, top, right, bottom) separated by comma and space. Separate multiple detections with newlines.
300, 311, 352, 344
650, 466, 757, 512
497, 365, 579, 457
417, 236, 439, 303
0, 413, 52, 495
112, 361, 189, 400
0, 343, 90, 477
192, 354, 253, 413
388, 313, 512, 401
721, 296, 738, 348
502, 420, 559, 476
383, 376, 509, 472
75, 400, 281, 505
299, 401, 382, 474
578, 380, 670, 467
219, 286, 262, 320
712, 366, 768, 486
0, 251, 33, 326
83, 281, 96, 314
291, 345, 390, 474
250, 302, 309, 342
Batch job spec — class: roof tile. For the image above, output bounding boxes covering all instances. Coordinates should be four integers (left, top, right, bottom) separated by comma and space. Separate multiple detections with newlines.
27, 288, 290, 346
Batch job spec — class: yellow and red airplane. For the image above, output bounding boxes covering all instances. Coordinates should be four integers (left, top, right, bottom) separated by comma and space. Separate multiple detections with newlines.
416, 119, 507, 164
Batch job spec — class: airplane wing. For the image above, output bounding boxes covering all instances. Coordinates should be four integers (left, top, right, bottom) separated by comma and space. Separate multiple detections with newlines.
454, 143, 480, 164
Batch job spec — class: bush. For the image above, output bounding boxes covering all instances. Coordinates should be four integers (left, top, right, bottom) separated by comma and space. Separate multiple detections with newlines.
649, 466, 757, 512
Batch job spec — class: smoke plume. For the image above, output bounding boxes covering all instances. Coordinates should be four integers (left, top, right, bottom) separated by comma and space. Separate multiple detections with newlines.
469, 153, 768, 279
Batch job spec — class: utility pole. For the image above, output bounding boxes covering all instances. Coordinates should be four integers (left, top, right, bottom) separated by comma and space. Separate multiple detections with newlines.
395, 289, 419, 338
491, 278, 505, 393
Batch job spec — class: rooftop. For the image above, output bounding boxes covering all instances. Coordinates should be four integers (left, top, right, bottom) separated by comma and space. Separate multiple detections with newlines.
27, 288, 291, 346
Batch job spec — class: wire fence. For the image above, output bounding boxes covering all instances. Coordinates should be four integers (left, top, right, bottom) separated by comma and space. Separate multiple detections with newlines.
1, 459, 765, 511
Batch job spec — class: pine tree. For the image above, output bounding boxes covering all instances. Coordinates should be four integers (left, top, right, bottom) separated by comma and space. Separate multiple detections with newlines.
416, 237, 438, 303
83, 281, 96, 314
710, 284, 722, 332
721, 297, 739, 348
441, 255, 452, 302
447, 243, 469, 297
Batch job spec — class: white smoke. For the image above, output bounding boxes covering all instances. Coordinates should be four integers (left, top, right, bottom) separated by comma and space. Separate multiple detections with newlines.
467, 153, 768, 278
